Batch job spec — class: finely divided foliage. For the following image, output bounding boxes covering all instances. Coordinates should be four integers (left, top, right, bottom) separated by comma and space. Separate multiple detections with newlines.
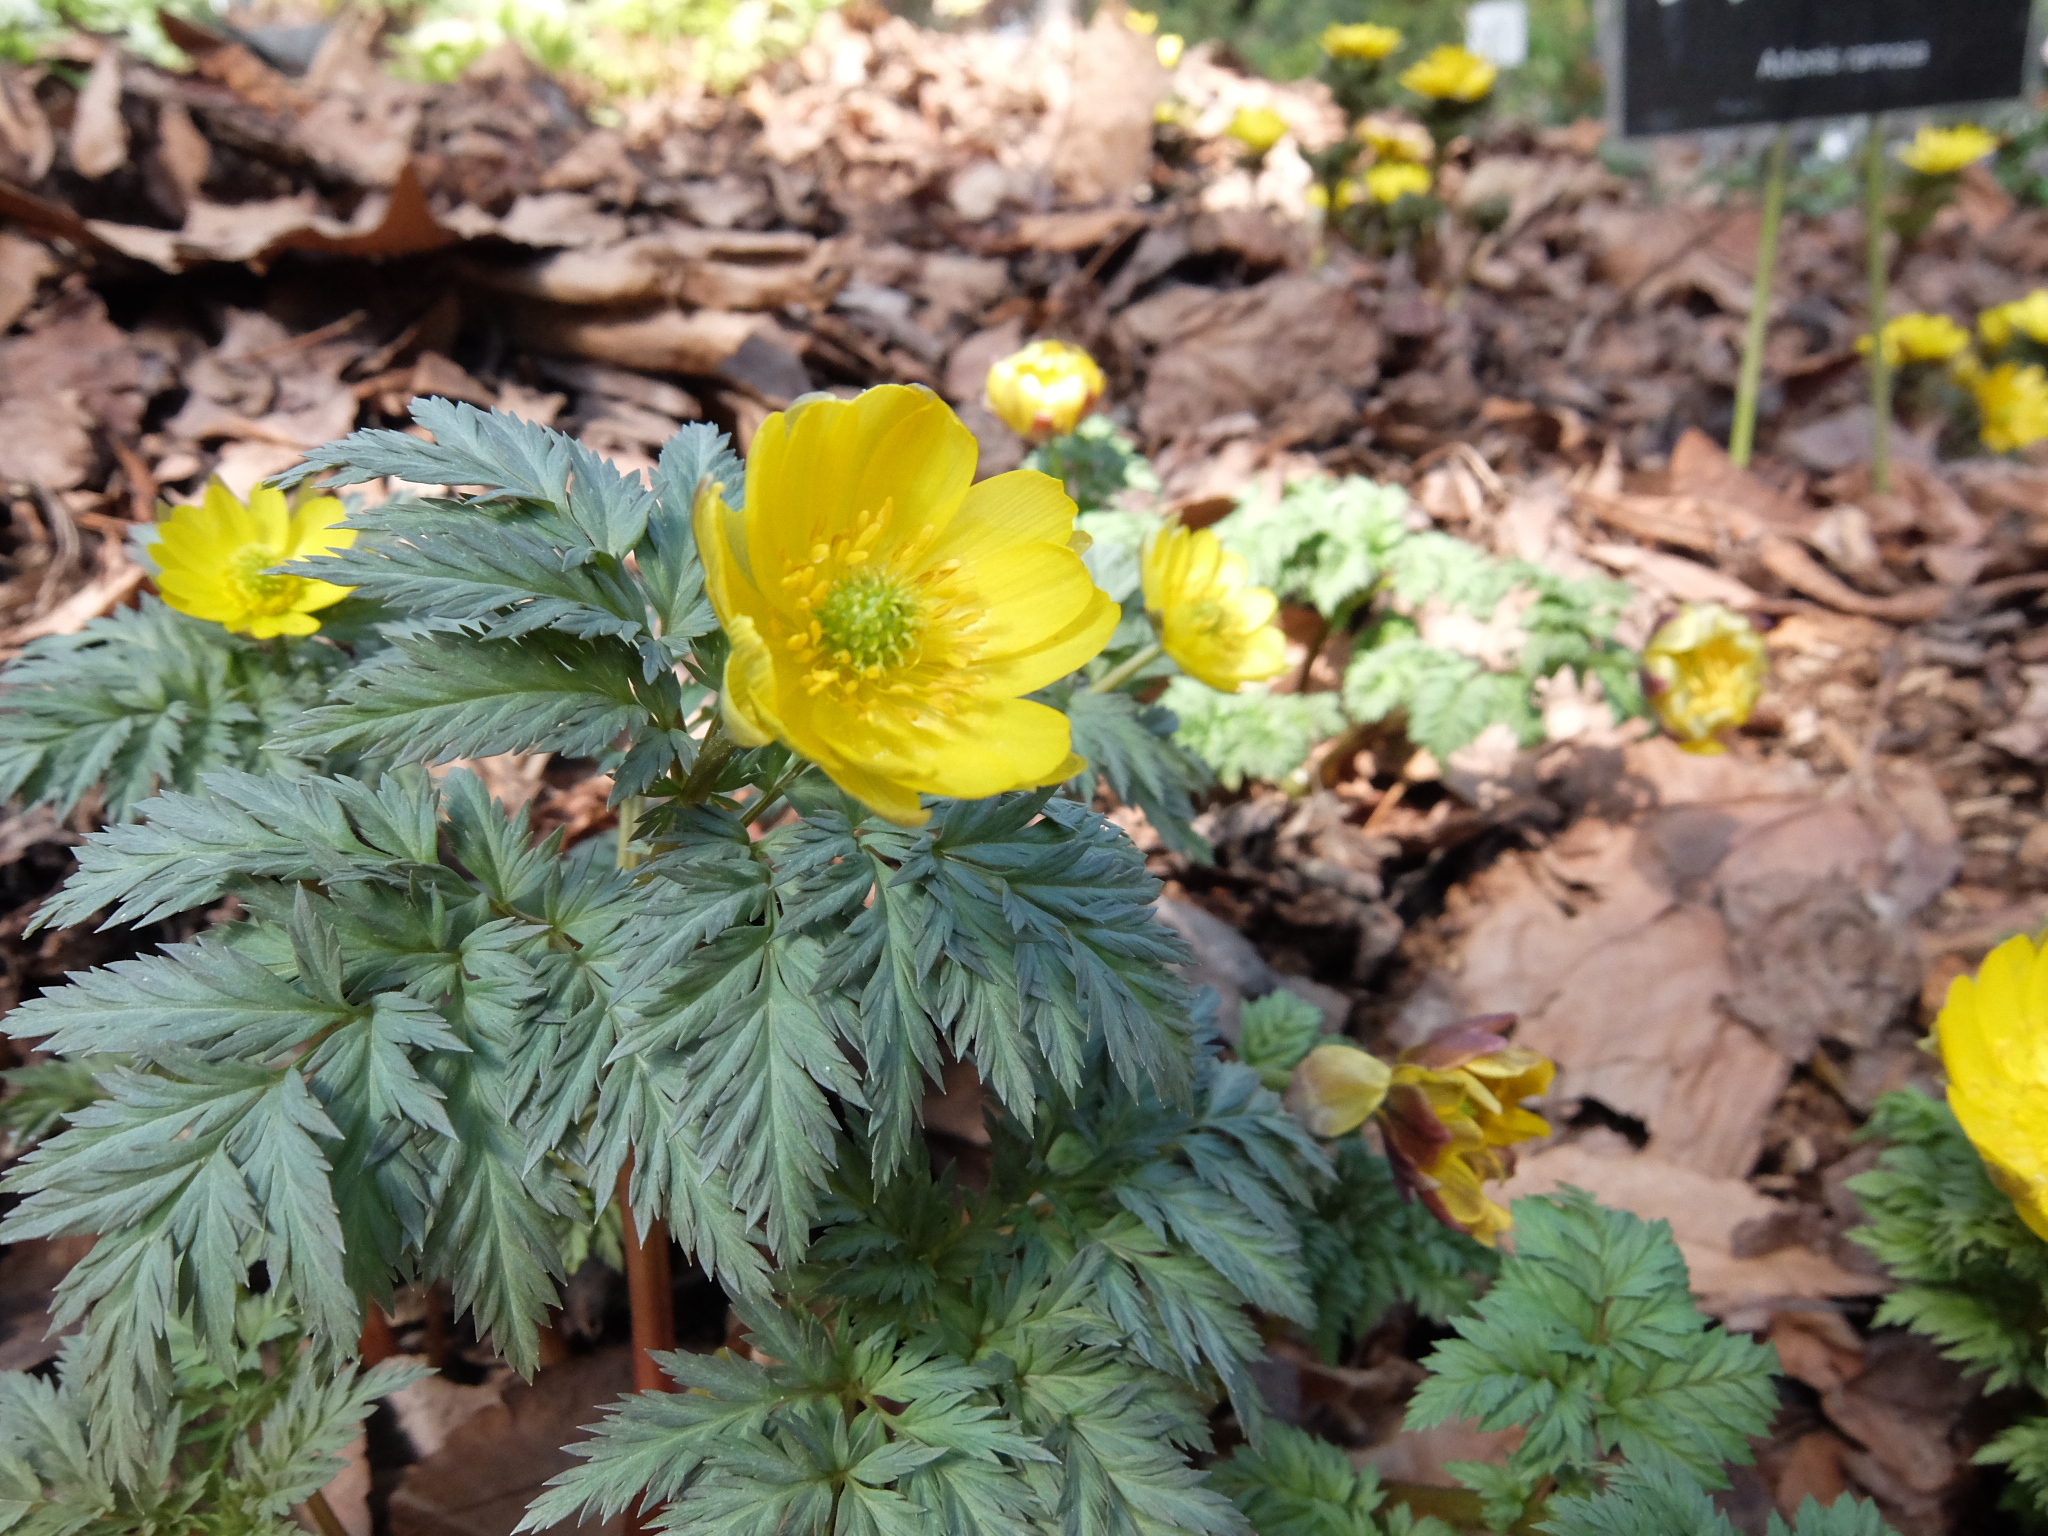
0, 596, 347, 820
0, 400, 1888, 1536
0, 403, 1321, 1533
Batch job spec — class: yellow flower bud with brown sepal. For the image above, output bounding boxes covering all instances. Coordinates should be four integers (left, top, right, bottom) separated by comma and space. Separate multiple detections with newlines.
984, 340, 1107, 443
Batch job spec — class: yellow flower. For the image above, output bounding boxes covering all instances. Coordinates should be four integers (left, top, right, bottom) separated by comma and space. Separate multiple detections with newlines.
1973, 361, 2048, 453
1285, 1043, 1392, 1137
1364, 160, 1432, 204
1123, 8, 1157, 32
1357, 113, 1433, 163
984, 340, 1106, 442
1226, 105, 1289, 156
1140, 522, 1288, 692
1322, 21, 1401, 61
1380, 1017, 1554, 1247
1399, 44, 1497, 103
693, 387, 1119, 827
1980, 290, 2048, 352
1643, 602, 1766, 756
153, 479, 355, 639
1856, 312, 1973, 369
1156, 32, 1184, 69
1307, 181, 1362, 214
1936, 933, 2048, 1241
1895, 122, 1999, 176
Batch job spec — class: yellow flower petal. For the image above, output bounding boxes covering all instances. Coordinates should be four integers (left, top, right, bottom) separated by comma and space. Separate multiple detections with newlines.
984, 342, 1106, 441
1286, 1043, 1393, 1137
1939, 934, 2048, 1235
153, 477, 355, 638
719, 613, 783, 749
1981, 290, 2048, 352
1643, 603, 1766, 754
1896, 123, 1998, 177
1972, 362, 2048, 453
1322, 21, 1401, 61
1400, 44, 1496, 103
1141, 522, 1291, 693
1226, 105, 1289, 157
1364, 161, 1432, 205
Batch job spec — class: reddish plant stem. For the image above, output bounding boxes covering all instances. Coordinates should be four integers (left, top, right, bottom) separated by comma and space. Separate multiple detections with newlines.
617, 1155, 676, 1394
617, 1156, 676, 1536
357, 1303, 397, 1366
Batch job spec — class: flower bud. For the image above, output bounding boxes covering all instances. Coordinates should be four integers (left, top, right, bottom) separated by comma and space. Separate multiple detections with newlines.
1285, 1043, 1392, 1137
1643, 603, 1766, 756
984, 340, 1106, 442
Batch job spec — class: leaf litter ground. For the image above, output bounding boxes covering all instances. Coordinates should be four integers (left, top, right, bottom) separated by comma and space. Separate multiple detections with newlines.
4, 5, 2048, 1532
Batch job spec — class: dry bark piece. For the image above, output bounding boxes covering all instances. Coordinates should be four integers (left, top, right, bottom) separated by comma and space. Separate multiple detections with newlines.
465, 229, 818, 307
1134, 274, 1379, 446
391, 1350, 632, 1536
0, 66, 54, 184
1822, 1331, 1979, 1520
68, 50, 129, 181
85, 160, 459, 271
500, 302, 775, 378
4, 536, 146, 645
1769, 1308, 1867, 1394
1398, 741, 1951, 1176
1050, 7, 1165, 205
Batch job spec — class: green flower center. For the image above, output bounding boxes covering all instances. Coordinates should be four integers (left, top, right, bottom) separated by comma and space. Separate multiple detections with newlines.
233, 547, 298, 613
815, 569, 923, 673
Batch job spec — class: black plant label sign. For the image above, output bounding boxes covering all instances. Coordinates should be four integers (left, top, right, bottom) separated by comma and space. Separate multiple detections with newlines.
1611, 0, 2034, 138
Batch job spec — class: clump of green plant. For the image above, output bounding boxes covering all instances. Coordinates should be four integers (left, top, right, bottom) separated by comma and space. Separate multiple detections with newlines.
0, 390, 1879, 1536
1849, 1086, 2048, 1517
0, 1299, 423, 1536
390, 0, 842, 93
1081, 473, 1642, 790
1216, 1186, 1894, 1535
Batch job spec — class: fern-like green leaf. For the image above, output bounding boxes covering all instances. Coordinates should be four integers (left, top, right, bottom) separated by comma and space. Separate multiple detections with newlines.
0, 598, 340, 820
1407, 1188, 1779, 1502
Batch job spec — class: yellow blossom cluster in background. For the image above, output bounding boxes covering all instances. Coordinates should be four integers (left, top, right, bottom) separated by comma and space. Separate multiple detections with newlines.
694, 386, 1117, 827
1357, 114, 1433, 164
1400, 43, 1496, 104
1981, 290, 2048, 352
984, 340, 1106, 441
1320, 21, 1401, 62
1895, 122, 2000, 177
1936, 933, 2048, 1240
1859, 312, 1972, 369
1226, 104, 1290, 156
1141, 523, 1289, 692
1287, 1018, 1553, 1245
1306, 181, 1359, 214
1966, 361, 2048, 454
1860, 291, 2048, 454
1364, 160, 1432, 204
1122, 8, 1182, 69
1643, 603, 1766, 755
154, 480, 356, 639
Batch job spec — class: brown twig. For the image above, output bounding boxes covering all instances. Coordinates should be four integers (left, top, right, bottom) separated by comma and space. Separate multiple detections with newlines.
302, 1489, 350, 1536
617, 1155, 676, 1395
357, 1303, 397, 1367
